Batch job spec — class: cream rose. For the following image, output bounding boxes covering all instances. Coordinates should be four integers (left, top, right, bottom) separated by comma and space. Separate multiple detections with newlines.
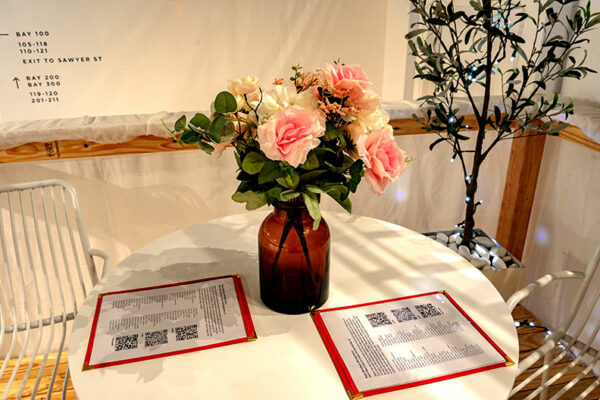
226, 76, 259, 96
257, 105, 325, 167
357, 128, 406, 195
345, 106, 390, 144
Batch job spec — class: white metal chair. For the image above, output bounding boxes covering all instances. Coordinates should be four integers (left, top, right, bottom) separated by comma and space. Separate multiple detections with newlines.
507, 245, 600, 399
0, 180, 110, 399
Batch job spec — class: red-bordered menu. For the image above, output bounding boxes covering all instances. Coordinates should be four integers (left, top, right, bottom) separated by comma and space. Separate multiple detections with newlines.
83, 274, 256, 370
311, 291, 513, 399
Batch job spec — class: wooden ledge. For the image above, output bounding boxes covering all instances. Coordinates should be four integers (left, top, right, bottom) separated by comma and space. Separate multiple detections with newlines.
0, 117, 597, 163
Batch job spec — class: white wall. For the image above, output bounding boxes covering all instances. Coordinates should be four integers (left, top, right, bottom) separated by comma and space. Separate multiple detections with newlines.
0, 0, 388, 122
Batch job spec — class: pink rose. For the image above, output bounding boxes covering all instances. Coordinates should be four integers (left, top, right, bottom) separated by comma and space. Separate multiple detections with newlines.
257, 106, 326, 167
323, 63, 373, 102
357, 129, 406, 195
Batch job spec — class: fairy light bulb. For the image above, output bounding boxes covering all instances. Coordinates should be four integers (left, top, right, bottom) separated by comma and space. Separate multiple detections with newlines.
465, 196, 472, 203
448, 116, 456, 124
465, 175, 472, 183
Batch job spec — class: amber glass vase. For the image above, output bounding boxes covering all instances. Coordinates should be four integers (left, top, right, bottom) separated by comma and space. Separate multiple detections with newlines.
258, 199, 330, 314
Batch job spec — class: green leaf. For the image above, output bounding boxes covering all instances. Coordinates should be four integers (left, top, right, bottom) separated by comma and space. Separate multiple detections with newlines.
547, 122, 570, 134
190, 113, 211, 130
429, 137, 446, 151
241, 152, 267, 175
179, 129, 197, 144
209, 115, 226, 142
231, 191, 267, 210
280, 190, 300, 202
222, 121, 236, 141
300, 152, 319, 170
174, 115, 186, 132
405, 29, 428, 39
303, 191, 322, 230
265, 187, 282, 204
214, 91, 237, 114
300, 170, 327, 183
258, 162, 281, 184
276, 169, 300, 189
196, 141, 214, 154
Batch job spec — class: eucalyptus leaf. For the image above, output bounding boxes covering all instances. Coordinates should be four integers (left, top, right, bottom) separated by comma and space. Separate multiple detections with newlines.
214, 91, 237, 114
190, 113, 211, 130
241, 152, 267, 175
174, 115, 186, 132
231, 190, 267, 210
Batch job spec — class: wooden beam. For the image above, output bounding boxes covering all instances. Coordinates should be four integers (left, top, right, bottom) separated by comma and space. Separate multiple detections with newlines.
0, 116, 596, 163
496, 133, 547, 260
0, 135, 197, 164
559, 124, 600, 153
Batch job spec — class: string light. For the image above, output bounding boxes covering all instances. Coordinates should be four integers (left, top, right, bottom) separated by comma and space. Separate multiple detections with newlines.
448, 115, 456, 124
465, 196, 472, 202
465, 175, 472, 183
464, 125, 471, 129
514, 319, 552, 336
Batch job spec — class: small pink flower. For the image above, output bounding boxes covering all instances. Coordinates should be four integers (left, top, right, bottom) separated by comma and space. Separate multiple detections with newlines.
357, 129, 406, 195
257, 106, 326, 167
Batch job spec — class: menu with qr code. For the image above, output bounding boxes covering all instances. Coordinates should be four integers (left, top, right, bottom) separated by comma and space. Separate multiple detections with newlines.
311, 291, 512, 399
82, 275, 256, 370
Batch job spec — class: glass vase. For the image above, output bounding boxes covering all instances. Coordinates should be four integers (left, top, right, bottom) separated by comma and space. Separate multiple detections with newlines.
258, 198, 330, 314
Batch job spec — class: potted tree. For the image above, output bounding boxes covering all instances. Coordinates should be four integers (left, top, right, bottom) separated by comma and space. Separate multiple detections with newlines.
406, 0, 599, 294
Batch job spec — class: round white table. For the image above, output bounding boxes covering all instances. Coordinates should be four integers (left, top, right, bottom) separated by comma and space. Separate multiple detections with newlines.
69, 212, 518, 399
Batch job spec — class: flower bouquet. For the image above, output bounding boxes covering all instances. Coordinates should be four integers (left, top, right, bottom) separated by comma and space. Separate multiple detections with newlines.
167, 62, 407, 313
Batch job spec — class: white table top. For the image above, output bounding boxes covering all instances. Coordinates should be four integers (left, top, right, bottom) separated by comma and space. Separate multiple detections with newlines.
68, 212, 518, 400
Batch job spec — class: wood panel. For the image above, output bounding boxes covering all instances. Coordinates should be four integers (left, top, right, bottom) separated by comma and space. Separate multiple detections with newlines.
1, 352, 76, 399
496, 133, 547, 261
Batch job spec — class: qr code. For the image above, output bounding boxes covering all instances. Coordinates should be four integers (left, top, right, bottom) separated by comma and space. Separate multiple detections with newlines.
365, 312, 393, 328
114, 334, 138, 351
144, 329, 168, 347
415, 303, 444, 318
391, 307, 419, 322
175, 324, 199, 341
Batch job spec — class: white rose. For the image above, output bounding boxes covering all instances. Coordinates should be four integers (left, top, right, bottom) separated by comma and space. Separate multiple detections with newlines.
226, 76, 259, 96
255, 82, 317, 122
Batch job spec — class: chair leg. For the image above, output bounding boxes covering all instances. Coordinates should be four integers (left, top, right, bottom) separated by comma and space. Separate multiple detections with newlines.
541, 350, 552, 400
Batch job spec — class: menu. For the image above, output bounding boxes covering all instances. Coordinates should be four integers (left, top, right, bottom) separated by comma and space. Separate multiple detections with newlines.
83, 275, 256, 370
311, 291, 512, 399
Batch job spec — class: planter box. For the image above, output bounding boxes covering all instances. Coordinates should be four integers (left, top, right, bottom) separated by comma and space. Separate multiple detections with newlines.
422, 228, 524, 301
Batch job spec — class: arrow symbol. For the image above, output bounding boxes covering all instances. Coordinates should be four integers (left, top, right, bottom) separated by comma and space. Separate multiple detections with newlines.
13, 77, 20, 89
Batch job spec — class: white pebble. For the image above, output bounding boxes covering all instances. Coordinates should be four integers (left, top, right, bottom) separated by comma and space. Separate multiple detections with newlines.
482, 265, 495, 272
492, 256, 507, 269
474, 236, 495, 248
502, 255, 512, 262
455, 236, 463, 245
449, 243, 458, 253
458, 245, 471, 259
509, 263, 519, 269
450, 232, 461, 243
475, 244, 489, 258
437, 238, 448, 246
489, 246, 507, 258
436, 232, 449, 243
470, 257, 488, 268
